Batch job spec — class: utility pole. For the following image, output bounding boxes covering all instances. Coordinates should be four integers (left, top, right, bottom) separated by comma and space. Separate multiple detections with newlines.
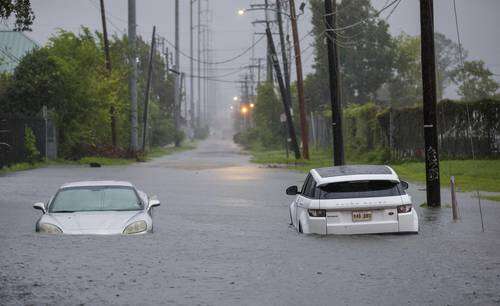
324, 0, 345, 165
257, 58, 262, 86
197, 0, 201, 127
203, 28, 208, 124
174, 0, 181, 147
142, 26, 156, 151
128, 0, 138, 152
266, 27, 301, 159
276, 0, 290, 102
190, 0, 195, 132
181, 72, 186, 119
276, 0, 292, 157
99, 0, 117, 148
289, 0, 309, 159
264, 0, 273, 83
420, 0, 441, 207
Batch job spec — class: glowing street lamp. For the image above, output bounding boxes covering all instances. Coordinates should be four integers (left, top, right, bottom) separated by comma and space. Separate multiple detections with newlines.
240, 106, 249, 115
237, 9, 245, 16
249, 103, 255, 108
233, 96, 239, 102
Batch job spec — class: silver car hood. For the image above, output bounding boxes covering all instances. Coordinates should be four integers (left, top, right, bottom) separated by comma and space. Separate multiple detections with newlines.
41, 210, 144, 235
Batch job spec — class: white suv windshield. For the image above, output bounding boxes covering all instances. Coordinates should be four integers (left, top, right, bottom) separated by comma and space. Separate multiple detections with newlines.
319, 180, 401, 199
50, 187, 142, 212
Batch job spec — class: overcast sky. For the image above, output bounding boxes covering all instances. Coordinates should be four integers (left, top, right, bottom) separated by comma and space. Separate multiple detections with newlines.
26, 0, 500, 113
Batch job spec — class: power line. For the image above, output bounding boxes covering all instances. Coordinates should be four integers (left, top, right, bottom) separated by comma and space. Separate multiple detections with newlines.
385, 0, 403, 21
325, 0, 401, 32
321, 0, 403, 49
158, 32, 266, 66
452, 0, 476, 160
87, 0, 126, 34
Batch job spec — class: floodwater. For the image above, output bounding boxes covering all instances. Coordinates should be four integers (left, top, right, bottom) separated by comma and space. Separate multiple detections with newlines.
1, 138, 499, 305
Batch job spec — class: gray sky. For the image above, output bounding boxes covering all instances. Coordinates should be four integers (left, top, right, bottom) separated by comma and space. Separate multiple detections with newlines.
27, 0, 500, 113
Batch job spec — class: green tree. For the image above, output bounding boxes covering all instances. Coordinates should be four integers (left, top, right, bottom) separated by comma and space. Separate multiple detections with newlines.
253, 82, 283, 148
307, 0, 395, 106
388, 32, 464, 105
2, 47, 67, 115
0, 0, 34, 31
435, 32, 463, 100
24, 126, 39, 164
3, 29, 116, 156
451, 60, 499, 101
0, 27, 178, 158
388, 33, 421, 106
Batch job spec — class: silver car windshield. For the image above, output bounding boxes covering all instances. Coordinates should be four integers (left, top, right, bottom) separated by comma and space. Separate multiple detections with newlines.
49, 186, 142, 213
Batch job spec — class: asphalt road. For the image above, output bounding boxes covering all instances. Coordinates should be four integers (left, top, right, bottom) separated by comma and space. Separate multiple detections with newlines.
1, 138, 499, 305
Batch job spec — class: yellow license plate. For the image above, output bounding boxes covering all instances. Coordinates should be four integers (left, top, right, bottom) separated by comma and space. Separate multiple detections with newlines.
352, 211, 372, 222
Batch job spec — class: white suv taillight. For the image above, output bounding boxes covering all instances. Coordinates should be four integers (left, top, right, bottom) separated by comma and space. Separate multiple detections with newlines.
397, 204, 412, 214
308, 209, 326, 217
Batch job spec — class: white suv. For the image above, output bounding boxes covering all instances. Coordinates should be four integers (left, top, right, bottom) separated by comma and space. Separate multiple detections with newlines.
286, 165, 418, 235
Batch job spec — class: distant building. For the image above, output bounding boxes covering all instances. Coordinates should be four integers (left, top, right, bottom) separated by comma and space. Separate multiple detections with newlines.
0, 25, 38, 73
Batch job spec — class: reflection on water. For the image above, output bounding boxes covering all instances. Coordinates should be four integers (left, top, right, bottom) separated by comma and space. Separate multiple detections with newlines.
423, 209, 440, 222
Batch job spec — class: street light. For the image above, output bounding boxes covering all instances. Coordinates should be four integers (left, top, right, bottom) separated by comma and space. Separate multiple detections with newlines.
250, 103, 255, 108
237, 9, 245, 16
241, 106, 249, 114
233, 96, 239, 102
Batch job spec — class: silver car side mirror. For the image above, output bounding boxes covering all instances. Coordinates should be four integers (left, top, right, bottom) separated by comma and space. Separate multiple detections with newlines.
148, 196, 161, 209
33, 202, 46, 214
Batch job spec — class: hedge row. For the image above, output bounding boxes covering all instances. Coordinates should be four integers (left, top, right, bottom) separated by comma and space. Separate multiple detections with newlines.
344, 99, 500, 160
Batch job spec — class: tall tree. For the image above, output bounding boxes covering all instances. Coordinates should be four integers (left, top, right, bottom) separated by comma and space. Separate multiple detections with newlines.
0, 0, 34, 30
1, 28, 179, 157
1, 47, 65, 115
307, 0, 395, 106
435, 32, 463, 100
388, 33, 422, 106
451, 60, 499, 101
389, 32, 465, 106
253, 82, 283, 148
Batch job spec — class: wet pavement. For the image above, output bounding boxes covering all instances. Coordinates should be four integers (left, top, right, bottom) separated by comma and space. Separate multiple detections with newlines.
1, 138, 499, 305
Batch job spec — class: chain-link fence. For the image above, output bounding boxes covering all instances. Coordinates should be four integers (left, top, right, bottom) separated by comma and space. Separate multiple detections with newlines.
308, 99, 500, 160
0, 116, 57, 168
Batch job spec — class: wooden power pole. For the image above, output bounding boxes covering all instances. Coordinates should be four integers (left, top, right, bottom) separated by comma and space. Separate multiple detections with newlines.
266, 27, 301, 160
420, 0, 441, 207
174, 0, 181, 147
142, 26, 156, 151
99, 0, 116, 148
190, 0, 195, 131
324, 0, 345, 166
289, 0, 309, 159
128, 0, 139, 152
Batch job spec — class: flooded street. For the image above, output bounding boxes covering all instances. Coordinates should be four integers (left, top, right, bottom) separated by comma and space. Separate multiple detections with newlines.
1, 138, 499, 305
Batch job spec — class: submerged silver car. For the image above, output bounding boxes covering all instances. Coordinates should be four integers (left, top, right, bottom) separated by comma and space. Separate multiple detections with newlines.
33, 181, 161, 235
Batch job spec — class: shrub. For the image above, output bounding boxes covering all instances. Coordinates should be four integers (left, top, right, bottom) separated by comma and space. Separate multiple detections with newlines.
24, 126, 40, 164
194, 125, 210, 140
233, 128, 259, 150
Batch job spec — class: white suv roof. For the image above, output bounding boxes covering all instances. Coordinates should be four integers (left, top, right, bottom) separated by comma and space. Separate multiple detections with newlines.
310, 165, 399, 186
60, 181, 134, 189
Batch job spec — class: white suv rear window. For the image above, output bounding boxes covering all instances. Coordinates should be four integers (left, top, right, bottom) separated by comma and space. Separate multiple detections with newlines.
319, 180, 401, 199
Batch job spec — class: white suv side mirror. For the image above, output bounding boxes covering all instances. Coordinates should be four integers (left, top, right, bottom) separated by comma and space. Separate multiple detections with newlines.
33, 202, 46, 214
400, 181, 409, 190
